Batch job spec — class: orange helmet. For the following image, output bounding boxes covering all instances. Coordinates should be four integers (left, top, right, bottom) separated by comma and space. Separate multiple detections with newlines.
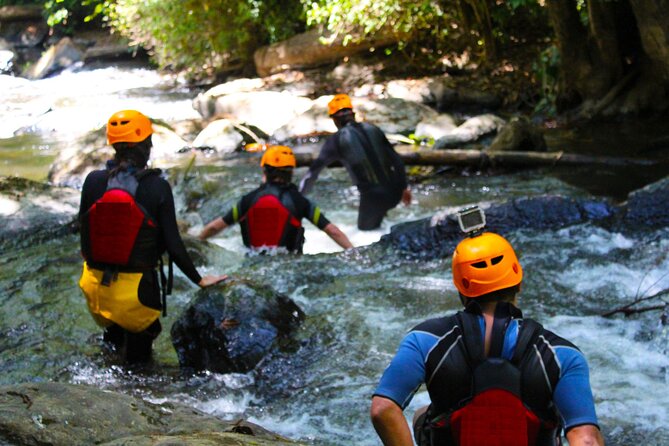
260, 145, 296, 168
328, 94, 353, 116
452, 232, 523, 298
107, 110, 153, 145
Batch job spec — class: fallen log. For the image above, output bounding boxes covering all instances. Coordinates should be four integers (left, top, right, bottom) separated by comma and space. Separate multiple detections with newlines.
294, 147, 660, 168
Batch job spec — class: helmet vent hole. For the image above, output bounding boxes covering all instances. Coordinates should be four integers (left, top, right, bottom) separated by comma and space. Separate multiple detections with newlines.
120, 120, 130, 125
462, 278, 470, 289
491, 255, 504, 265
471, 261, 487, 269
513, 263, 519, 274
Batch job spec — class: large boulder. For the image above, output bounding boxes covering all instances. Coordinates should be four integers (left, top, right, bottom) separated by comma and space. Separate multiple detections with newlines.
48, 123, 190, 188
383, 195, 618, 260
171, 279, 305, 373
352, 97, 439, 135
24, 37, 83, 80
414, 113, 458, 140
0, 177, 78, 251
486, 117, 547, 152
433, 114, 506, 149
623, 176, 669, 228
271, 96, 336, 142
193, 90, 313, 135
191, 118, 245, 154
0, 382, 303, 446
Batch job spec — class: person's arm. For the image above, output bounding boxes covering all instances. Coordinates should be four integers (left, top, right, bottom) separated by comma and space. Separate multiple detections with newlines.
156, 181, 226, 287
299, 136, 340, 194
566, 425, 605, 446
552, 344, 603, 444
370, 396, 414, 446
199, 217, 228, 240
323, 223, 353, 249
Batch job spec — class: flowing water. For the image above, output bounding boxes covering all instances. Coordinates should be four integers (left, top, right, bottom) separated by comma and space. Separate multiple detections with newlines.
1, 64, 669, 445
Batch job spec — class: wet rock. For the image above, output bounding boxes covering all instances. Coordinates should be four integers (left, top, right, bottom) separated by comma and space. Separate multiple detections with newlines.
193, 91, 313, 135
353, 97, 439, 135
384, 195, 619, 260
171, 278, 305, 373
486, 117, 547, 152
48, 123, 189, 188
0, 382, 303, 446
623, 176, 669, 228
24, 37, 83, 80
0, 176, 78, 251
414, 113, 458, 140
433, 114, 506, 149
271, 96, 336, 142
192, 118, 245, 154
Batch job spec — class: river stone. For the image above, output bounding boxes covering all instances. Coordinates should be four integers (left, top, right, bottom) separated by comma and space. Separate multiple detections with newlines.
352, 96, 439, 135
384, 195, 618, 259
271, 96, 337, 142
0, 177, 78, 250
623, 176, 669, 228
192, 118, 245, 154
192, 91, 313, 135
24, 37, 83, 80
414, 113, 458, 140
171, 279, 305, 373
0, 382, 302, 446
433, 114, 506, 149
48, 123, 189, 188
486, 116, 547, 152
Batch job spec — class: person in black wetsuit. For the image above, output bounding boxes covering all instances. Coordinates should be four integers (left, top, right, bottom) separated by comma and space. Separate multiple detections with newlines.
299, 94, 412, 230
199, 145, 353, 252
78, 110, 226, 364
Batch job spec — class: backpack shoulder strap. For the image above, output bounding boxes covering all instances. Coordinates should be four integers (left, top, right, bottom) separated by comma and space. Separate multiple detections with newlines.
456, 309, 485, 366
511, 318, 543, 365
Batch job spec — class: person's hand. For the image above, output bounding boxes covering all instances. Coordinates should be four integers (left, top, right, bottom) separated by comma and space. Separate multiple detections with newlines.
198, 274, 228, 288
401, 188, 412, 206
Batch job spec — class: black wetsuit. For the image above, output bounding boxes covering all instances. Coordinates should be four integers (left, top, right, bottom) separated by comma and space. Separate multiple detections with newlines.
222, 182, 331, 253
299, 121, 408, 230
79, 166, 201, 362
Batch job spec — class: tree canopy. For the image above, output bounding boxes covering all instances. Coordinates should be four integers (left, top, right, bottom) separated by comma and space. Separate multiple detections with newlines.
5, 0, 668, 116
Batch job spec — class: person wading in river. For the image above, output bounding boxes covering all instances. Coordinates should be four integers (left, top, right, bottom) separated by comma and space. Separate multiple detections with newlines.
199, 145, 353, 253
298, 94, 411, 230
78, 109, 226, 364
370, 229, 604, 446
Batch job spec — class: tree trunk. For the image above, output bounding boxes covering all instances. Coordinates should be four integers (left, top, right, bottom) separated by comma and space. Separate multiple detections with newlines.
547, 0, 669, 115
294, 148, 658, 168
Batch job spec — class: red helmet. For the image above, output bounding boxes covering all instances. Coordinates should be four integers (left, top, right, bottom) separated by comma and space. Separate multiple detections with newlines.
107, 110, 153, 145
452, 232, 523, 298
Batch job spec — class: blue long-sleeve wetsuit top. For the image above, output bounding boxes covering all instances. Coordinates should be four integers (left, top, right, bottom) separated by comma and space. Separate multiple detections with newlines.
373, 313, 600, 432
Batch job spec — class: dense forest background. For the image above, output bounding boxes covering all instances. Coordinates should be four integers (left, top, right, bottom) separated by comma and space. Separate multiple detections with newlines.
2, 0, 668, 118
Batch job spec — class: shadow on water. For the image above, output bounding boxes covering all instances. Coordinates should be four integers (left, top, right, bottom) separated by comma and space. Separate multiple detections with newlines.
543, 114, 669, 200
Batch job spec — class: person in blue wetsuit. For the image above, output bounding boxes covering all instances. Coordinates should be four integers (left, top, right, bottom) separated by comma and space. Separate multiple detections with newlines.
199, 145, 353, 253
370, 231, 605, 446
298, 94, 411, 230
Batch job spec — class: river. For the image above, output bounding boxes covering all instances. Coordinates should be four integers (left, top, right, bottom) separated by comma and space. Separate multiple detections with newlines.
1, 63, 668, 445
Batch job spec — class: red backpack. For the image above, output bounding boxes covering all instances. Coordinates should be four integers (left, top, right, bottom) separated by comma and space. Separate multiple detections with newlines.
420, 312, 560, 446
83, 169, 159, 268
453, 313, 558, 446
240, 186, 304, 252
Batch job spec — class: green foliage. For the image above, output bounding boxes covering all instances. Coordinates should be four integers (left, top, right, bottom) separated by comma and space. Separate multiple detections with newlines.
107, 0, 304, 77
532, 45, 560, 115
43, 0, 108, 31
303, 0, 451, 45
